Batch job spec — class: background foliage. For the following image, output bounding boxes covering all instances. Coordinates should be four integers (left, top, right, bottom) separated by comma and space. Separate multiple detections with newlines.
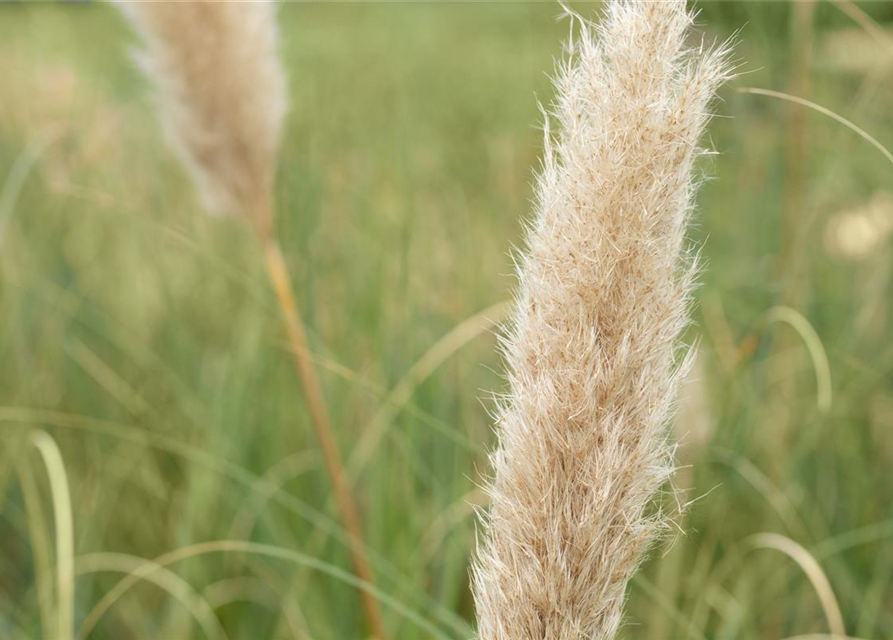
1, 2, 892, 638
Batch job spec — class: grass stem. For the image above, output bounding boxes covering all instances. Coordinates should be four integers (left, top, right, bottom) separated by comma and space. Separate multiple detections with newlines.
259, 228, 386, 640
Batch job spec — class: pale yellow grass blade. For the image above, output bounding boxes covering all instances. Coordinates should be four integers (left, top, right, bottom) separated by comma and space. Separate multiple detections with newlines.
228, 451, 316, 540
202, 577, 309, 640
813, 517, 893, 557
0, 129, 62, 250
29, 431, 74, 640
765, 306, 832, 413
65, 339, 152, 417
16, 463, 55, 638
712, 448, 807, 537
738, 87, 893, 168
76, 552, 228, 640
419, 489, 486, 562
0, 408, 468, 637
748, 533, 846, 637
77, 540, 456, 640
347, 300, 509, 480
783, 636, 867, 640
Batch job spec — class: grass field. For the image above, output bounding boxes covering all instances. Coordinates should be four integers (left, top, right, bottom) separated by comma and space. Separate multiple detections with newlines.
1, 2, 893, 639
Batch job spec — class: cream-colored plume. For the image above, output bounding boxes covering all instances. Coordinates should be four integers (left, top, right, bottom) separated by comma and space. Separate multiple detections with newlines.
472, 2, 731, 638
119, 0, 286, 232
118, 5, 389, 637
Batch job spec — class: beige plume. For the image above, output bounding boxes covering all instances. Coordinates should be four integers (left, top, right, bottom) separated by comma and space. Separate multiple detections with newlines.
472, 2, 732, 638
118, 4, 387, 637
119, 0, 286, 234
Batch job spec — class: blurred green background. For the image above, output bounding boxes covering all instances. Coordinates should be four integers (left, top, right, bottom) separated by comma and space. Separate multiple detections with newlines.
1, 1, 892, 639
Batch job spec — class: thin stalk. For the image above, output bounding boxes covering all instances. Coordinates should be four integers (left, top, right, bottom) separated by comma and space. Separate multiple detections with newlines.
258, 223, 386, 640
772, 0, 816, 458
778, 0, 815, 294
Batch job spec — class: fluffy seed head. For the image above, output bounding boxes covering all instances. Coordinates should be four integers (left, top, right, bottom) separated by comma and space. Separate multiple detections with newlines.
472, 2, 732, 638
119, 0, 287, 232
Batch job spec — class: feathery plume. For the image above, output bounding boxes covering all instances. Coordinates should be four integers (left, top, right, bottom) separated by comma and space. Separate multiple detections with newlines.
118, 4, 387, 638
472, 2, 732, 638
119, 0, 286, 234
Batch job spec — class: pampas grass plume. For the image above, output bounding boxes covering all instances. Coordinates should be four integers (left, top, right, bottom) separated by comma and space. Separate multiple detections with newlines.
472, 2, 732, 638
118, 5, 388, 637
119, 0, 286, 234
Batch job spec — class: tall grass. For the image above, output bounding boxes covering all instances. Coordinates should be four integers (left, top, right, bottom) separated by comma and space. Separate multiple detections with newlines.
0, 2, 892, 639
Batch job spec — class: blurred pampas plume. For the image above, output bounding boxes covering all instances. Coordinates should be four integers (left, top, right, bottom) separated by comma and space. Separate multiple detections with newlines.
118, 0, 285, 235
472, 1, 733, 639
117, 3, 387, 638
